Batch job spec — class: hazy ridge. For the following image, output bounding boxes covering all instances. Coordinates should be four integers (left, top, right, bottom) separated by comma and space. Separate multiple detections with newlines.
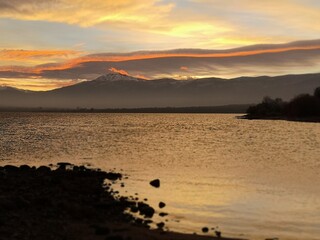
1, 73, 319, 109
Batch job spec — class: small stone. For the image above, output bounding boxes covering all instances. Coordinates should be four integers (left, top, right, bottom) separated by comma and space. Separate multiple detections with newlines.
105, 172, 122, 181
4, 165, 19, 172
202, 227, 209, 233
57, 162, 72, 167
56, 162, 72, 171
215, 230, 222, 238
159, 212, 168, 217
130, 206, 139, 213
20, 165, 31, 171
157, 222, 165, 229
144, 219, 153, 225
138, 202, 155, 218
159, 202, 166, 208
37, 166, 51, 173
149, 179, 160, 188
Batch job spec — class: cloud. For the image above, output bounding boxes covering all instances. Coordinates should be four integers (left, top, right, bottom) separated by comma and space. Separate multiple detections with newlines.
1, 0, 319, 51
1, 39, 320, 89
0, 49, 81, 66
0, 0, 174, 27
0, 77, 83, 91
135, 74, 148, 80
108, 67, 129, 76
0, 49, 79, 59
180, 66, 188, 71
192, 0, 320, 31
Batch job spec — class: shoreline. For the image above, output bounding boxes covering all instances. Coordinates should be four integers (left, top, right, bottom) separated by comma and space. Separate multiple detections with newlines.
0, 105, 250, 114
0, 164, 244, 240
239, 114, 320, 123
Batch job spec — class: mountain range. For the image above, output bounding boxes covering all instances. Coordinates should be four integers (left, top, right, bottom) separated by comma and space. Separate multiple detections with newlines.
1, 73, 319, 109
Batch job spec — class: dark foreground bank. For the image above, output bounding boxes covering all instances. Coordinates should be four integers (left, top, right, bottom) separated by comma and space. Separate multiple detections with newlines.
0, 164, 243, 240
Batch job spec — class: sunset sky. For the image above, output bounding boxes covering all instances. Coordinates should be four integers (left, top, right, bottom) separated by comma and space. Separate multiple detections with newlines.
0, 0, 320, 90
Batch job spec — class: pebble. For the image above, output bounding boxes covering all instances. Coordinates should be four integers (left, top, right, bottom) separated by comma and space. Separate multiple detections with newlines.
159, 202, 166, 208
202, 227, 209, 233
149, 179, 160, 188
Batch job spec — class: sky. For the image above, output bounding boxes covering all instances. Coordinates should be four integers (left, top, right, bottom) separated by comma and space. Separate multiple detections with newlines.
0, 0, 319, 90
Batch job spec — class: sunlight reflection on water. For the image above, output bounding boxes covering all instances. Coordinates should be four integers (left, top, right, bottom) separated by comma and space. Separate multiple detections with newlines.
0, 113, 319, 240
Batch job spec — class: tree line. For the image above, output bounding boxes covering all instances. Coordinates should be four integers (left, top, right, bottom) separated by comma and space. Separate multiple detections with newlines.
246, 86, 320, 119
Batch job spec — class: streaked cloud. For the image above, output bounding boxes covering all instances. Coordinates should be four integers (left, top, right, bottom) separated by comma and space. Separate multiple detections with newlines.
0, 0, 174, 27
0, 77, 84, 91
1, 0, 319, 50
0, 49, 82, 66
108, 67, 129, 76
0, 49, 80, 59
0, 1, 320, 90
0, 39, 319, 90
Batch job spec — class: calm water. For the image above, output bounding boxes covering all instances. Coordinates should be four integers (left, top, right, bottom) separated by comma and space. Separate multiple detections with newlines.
0, 113, 319, 240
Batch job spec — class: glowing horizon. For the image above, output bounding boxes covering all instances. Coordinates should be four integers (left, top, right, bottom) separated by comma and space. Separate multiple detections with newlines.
0, 0, 320, 90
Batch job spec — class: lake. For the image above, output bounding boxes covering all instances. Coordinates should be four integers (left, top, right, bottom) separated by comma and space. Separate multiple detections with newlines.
0, 113, 319, 240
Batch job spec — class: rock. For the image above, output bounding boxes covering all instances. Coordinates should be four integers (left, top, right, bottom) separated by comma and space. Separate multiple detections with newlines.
37, 166, 51, 173
79, 165, 89, 171
157, 222, 165, 229
4, 165, 19, 172
149, 179, 160, 188
138, 202, 155, 218
73, 166, 80, 171
202, 227, 209, 233
20, 165, 31, 171
130, 206, 139, 213
158, 202, 166, 208
144, 219, 153, 225
159, 212, 168, 217
57, 162, 72, 171
215, 230, 222, 238
105, 172, 122, 181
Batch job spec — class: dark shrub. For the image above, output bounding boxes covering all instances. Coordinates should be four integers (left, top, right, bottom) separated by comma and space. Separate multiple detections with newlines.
314, 87, 320, 99
286, 94, 320, 117
246, 96, 286, 117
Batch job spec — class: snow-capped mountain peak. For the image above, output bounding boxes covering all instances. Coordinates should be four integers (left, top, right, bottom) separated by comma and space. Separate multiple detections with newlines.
95, 73, 139, 82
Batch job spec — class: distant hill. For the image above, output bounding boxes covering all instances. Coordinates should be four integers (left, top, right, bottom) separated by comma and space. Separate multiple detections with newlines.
0, 73, 320, 109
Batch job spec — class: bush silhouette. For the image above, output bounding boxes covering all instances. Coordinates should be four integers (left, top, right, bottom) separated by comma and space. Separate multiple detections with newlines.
246, 86, 320, 119
314, 87, 320, 99
247, 96, 286, 117
286, 94, 320, 117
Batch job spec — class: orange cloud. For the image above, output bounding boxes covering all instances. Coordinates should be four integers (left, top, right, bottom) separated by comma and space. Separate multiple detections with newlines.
97, 45, 320, 61
1, 41, 320, 78
108, 67, 129, 76
0, 77, 83, 91
135, 74, 148, 80
0, 49, 80, 60
180, 66, 188, 71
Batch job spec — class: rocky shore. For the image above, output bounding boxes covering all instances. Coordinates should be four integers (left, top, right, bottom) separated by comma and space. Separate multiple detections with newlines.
0, 164, 242, 240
